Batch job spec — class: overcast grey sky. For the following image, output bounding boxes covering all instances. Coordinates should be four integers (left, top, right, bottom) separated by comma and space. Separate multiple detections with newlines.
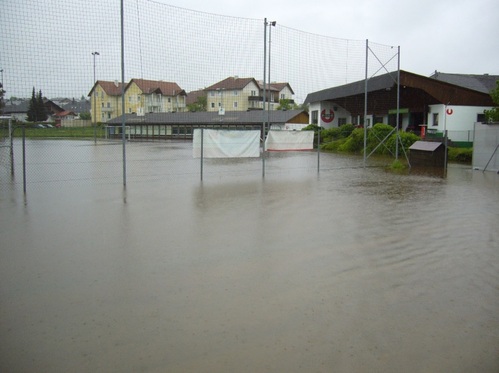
1, 0, 497, 100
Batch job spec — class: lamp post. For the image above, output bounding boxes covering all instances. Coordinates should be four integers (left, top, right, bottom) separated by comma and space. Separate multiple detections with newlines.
267, 21, 276, 131
92, 52, 100, 143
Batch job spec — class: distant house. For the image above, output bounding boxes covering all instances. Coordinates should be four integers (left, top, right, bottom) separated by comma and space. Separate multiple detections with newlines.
88, 79, 187, 123
88, 80, 125, 123
124, 79, 186, 115
205, 76, 295, 112
304, 70, 495, 143
3, 98, 65, 122
186, 89, 206, 108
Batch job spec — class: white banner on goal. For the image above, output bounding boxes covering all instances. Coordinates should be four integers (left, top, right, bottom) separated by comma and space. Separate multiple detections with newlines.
193, 129, 261, 158
265, 130, 314, 151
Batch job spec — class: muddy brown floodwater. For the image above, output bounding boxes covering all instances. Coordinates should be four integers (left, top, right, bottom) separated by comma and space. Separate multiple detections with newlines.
1, 140, 498, 372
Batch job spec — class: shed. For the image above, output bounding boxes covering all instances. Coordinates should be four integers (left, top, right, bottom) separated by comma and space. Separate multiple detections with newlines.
409, 141, 447, 168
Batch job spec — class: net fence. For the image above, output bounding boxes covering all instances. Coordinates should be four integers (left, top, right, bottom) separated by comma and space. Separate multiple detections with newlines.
0, 0, 399, 193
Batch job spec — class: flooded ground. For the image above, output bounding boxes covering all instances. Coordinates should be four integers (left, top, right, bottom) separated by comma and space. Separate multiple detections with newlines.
1, 140, 498, 372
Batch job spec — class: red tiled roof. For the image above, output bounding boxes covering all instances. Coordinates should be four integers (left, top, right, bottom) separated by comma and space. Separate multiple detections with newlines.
205, 77, 258, 91
88, 80, 125, 96
128, 79, 185, 96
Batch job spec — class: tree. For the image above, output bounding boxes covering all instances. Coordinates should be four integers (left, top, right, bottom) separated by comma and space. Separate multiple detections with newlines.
27, 87, 37, 122
36, 90, 48, 121
79, 112, 91, 120
484, 80, 499, 122
27, 87, 48, 122
187, 95, 207, 112
276, 98, 293, 111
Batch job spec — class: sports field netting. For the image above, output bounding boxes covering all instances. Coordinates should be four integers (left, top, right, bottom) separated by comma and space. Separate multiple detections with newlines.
0, 0, 399, 190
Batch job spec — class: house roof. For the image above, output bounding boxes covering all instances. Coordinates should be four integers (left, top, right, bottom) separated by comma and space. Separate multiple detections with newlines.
304, 70, 494, 107
186, 89, 206, 105
409, 141, 444, 152
205, 77, 259, 91
127, 79, 185, 96
88, 80, 125, 96
55, 110, 77, 117
268, 82, 295, 95
107, 109, 308, 125
430, 71, 499, 94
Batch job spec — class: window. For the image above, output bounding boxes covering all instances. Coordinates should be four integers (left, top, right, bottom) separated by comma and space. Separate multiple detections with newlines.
138, 95, 141, 101
211, 91, 215, 96
107, 113, 111, 119
167, 97, 171, 103
211, 102, 215, 108
101, 92, 104, 99
233, 101, 238, 108
107, 102, 110, 108
129, 96, 132, 102
218, 102, 221, 107
128, 108, 132, 113
338, 118, 347, 126
251, 90, 256, 96
311, 110, 318, 124
281, 93, 285, 100
101, 102, 104, 108
433, 113, 439, 126
233, 90, 238, 96
477, 113, 486, 123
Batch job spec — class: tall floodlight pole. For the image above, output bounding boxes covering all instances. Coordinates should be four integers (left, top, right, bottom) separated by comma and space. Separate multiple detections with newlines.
395, 47, 401, 160
92, 52, 100, 144
121, 0, 127, 187
267, 21, 276, 136
363, 40, 368, 167
262, 18, 268, 178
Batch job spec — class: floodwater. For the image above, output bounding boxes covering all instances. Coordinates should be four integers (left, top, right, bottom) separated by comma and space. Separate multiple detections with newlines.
1, 140, 498, 372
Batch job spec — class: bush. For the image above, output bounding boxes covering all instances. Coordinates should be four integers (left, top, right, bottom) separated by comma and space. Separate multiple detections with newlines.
321, 127, 341, 142
339, 123, 355, 138
338, 128, 365, 153
384, 131, 420, 155
367, 123, 394, 153
448, 147, 472, 163
321, 138, 346, 151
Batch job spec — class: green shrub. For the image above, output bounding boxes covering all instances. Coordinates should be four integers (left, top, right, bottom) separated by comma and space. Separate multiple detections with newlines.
321, 127, 341, 143
339, 123, 355, 138
367, 123, 394, 153
321, 138, 346, 151
338, 128, 365, 153
448, 147, 472, 163
384, 131, 420, 155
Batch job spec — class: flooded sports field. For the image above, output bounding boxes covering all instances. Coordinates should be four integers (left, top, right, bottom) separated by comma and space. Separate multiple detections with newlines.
1, 140, 498, 372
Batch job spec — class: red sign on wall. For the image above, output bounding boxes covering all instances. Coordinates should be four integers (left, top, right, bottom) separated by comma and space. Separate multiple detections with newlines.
321, 109, 334, 123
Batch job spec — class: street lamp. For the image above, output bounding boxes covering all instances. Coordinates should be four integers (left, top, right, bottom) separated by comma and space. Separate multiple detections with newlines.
267, 21, 276, 132
92, 52, 100, 143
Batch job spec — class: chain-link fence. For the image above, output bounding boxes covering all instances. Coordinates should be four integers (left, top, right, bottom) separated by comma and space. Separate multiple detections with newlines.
1, 1, 400, 195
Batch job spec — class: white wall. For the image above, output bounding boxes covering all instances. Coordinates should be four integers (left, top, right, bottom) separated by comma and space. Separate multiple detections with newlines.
428, 104, 491, 132
309, 102, 352, 128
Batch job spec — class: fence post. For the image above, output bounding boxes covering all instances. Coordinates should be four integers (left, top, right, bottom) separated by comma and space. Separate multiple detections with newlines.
22, 125, 26, 194
200, 128, 204, 181
9, 118, 14, 176
317, 126, 320, 173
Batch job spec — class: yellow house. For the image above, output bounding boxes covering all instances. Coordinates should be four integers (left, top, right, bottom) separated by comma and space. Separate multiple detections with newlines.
88, 80, 125, 123
124, 79, 187, 115
205, 76, 295, 112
